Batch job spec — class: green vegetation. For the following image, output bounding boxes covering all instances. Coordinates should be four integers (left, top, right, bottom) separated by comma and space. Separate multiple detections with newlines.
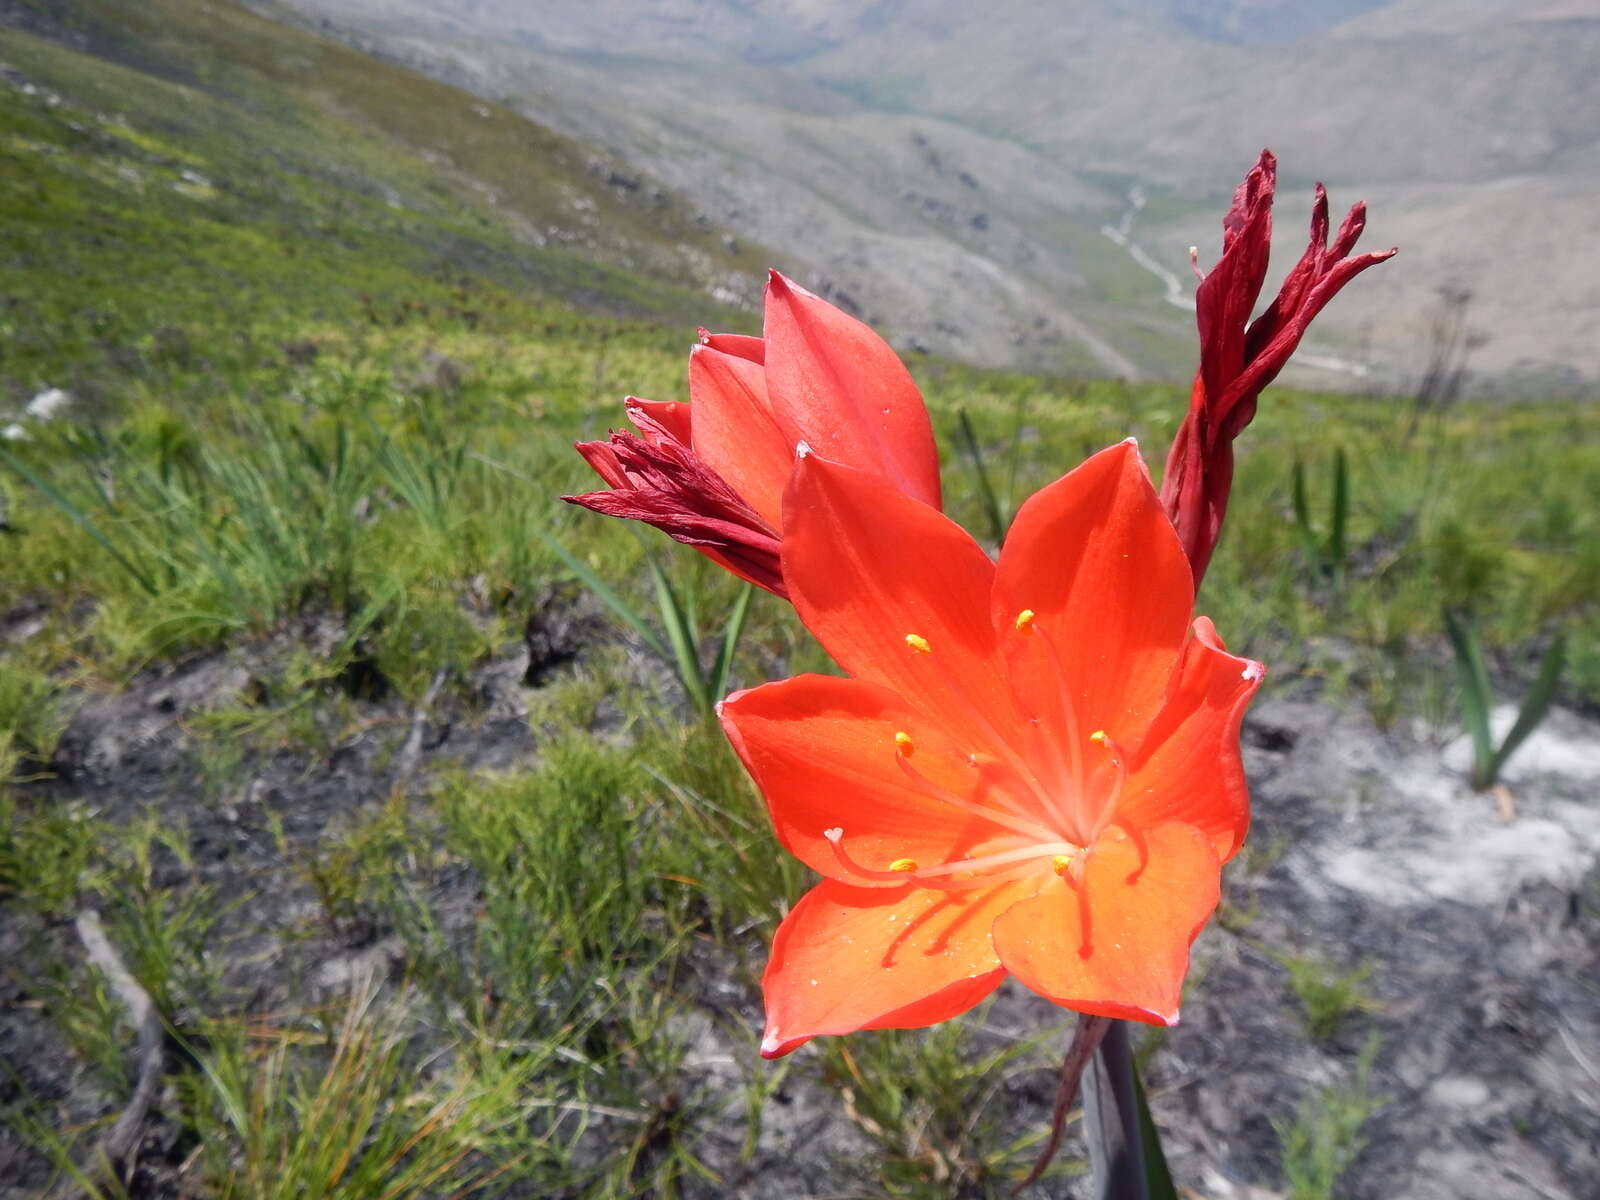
2, 2, 1598, 1196
1291, 446, 1349, 593
1445, 608, 1567, 789
818, 1024, 1073, 1192
0, 0, 759, 398
1276, 1038, 1383, 1200
1277, 953, 1380, 1043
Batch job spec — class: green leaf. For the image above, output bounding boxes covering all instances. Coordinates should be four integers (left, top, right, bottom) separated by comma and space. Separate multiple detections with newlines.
953, 408, 1006, 546
0, 444, 160, 596
1329, 446, 1348, 583
650, 559, 711, 717
1444, 608, 1496, 788
1489, 634, 1566, 783
1133, 1070, 1178, 1200
707, 582, 754, 703
536, 530, 666, 659
1290, 457, 1322, 577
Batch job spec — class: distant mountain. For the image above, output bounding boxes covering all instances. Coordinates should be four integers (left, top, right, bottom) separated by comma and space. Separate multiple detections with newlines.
121, 1, 1600, 386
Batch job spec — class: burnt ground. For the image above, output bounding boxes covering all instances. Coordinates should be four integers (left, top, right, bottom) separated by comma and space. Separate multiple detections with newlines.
2, 620, 1598, 1199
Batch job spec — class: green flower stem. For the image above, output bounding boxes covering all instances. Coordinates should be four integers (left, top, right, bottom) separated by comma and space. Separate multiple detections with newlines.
1082, 1021, 1149, 1200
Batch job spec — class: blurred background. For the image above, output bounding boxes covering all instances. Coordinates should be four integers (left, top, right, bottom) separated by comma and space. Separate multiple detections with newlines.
1, 2, 1596, 1198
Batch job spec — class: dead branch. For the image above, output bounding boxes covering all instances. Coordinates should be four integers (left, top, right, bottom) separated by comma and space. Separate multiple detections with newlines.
74, 909, 164, 1182
393, 667, 448, 783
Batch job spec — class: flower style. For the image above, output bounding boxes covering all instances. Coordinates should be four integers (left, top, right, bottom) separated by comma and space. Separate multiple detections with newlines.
719, 440, 1263, 1057
1160, 149, 1396, 584
565, 270, 942, 596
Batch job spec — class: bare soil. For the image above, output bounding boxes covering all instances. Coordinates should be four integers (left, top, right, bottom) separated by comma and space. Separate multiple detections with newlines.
3, 631, 1598, 1198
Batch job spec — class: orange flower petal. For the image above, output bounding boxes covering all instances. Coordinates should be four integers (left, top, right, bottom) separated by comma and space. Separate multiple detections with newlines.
1120, 618, 1263, 861
697, 327, 764, 364
760, 877, 1023, 1057
624, 396, 693, 447
780, 454, 1019, 750
720, 675, 1027, 884
687, 345, 792, 529
763, 271, 941, 511
993, 441, 1194, 750
990, 823, 1220, 1026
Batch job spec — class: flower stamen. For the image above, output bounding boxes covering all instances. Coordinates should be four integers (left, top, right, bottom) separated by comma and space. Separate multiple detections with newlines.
822, 827, 916, 883
893, 753, 1057, 843
1074, 876, 1094, 958
1033, 623, 1091, 834
1056, 853, 1095, 958
898, 636, 1062, 824
1088, 729, 1131, 845
912, 840, 1081, 880
894, 731, 915, 757
823, 827, 1080, 892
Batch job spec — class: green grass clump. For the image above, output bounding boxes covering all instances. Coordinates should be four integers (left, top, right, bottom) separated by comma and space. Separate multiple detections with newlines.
178, 982, 535, 1200
0, 652, 69, 770
1276, 1039, 1382, 1200
1277, 953, 1380, 1043
820, 1021, 1073, 1195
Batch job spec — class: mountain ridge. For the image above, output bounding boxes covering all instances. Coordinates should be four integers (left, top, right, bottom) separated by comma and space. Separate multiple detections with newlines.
259, 0, 1600, 391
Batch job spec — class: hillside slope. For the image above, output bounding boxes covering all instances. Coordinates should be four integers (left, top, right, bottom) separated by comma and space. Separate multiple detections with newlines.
0, 0, 766, 397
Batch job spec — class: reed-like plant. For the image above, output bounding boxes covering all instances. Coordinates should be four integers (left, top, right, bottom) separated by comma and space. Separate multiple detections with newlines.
1444, 608, 1566, 789
1291, 447, 1349, 591
539, 531, 752, 720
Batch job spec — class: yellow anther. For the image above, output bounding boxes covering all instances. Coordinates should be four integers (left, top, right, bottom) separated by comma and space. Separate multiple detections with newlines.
1089, 730, 1109, 746
1014, 609, 1036, 635
904, 633, 932, 654
889, 858, 919, 873
1051, 854, 1073, 876
894, 731, 915, 758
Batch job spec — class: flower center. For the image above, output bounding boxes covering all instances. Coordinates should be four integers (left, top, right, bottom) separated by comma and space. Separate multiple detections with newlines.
823, 725, 1133, 895
817, 614, 1152, 957
822, 826, 1083, 891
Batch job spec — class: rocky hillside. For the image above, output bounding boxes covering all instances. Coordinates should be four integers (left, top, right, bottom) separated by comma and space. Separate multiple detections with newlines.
264, 0, 1600, 390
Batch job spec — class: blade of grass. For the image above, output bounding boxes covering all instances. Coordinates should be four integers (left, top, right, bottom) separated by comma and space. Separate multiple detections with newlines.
953, 408, 1006, 546
708, 583, 753, 702
0, 445, 159, 595
649, 559, 710, 716
1329, 447, 1348, 585
1132, 1070, 1178, 1200
1444, 608, 1495, 788
1290, 458, 1322, 579
1488, 634, 1566, 783
536, 530, 666, 659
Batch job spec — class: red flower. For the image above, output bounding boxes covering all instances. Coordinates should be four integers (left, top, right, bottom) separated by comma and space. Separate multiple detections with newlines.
569, 398, 786, 595
719, 441, 1263, 1057
1160, 150, 1396, 584
565, 271, 941, 595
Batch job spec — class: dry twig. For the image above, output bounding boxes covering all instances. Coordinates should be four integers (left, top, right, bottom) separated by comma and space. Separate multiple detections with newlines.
74, 909, 164, 1181
393, 667, 449, 782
